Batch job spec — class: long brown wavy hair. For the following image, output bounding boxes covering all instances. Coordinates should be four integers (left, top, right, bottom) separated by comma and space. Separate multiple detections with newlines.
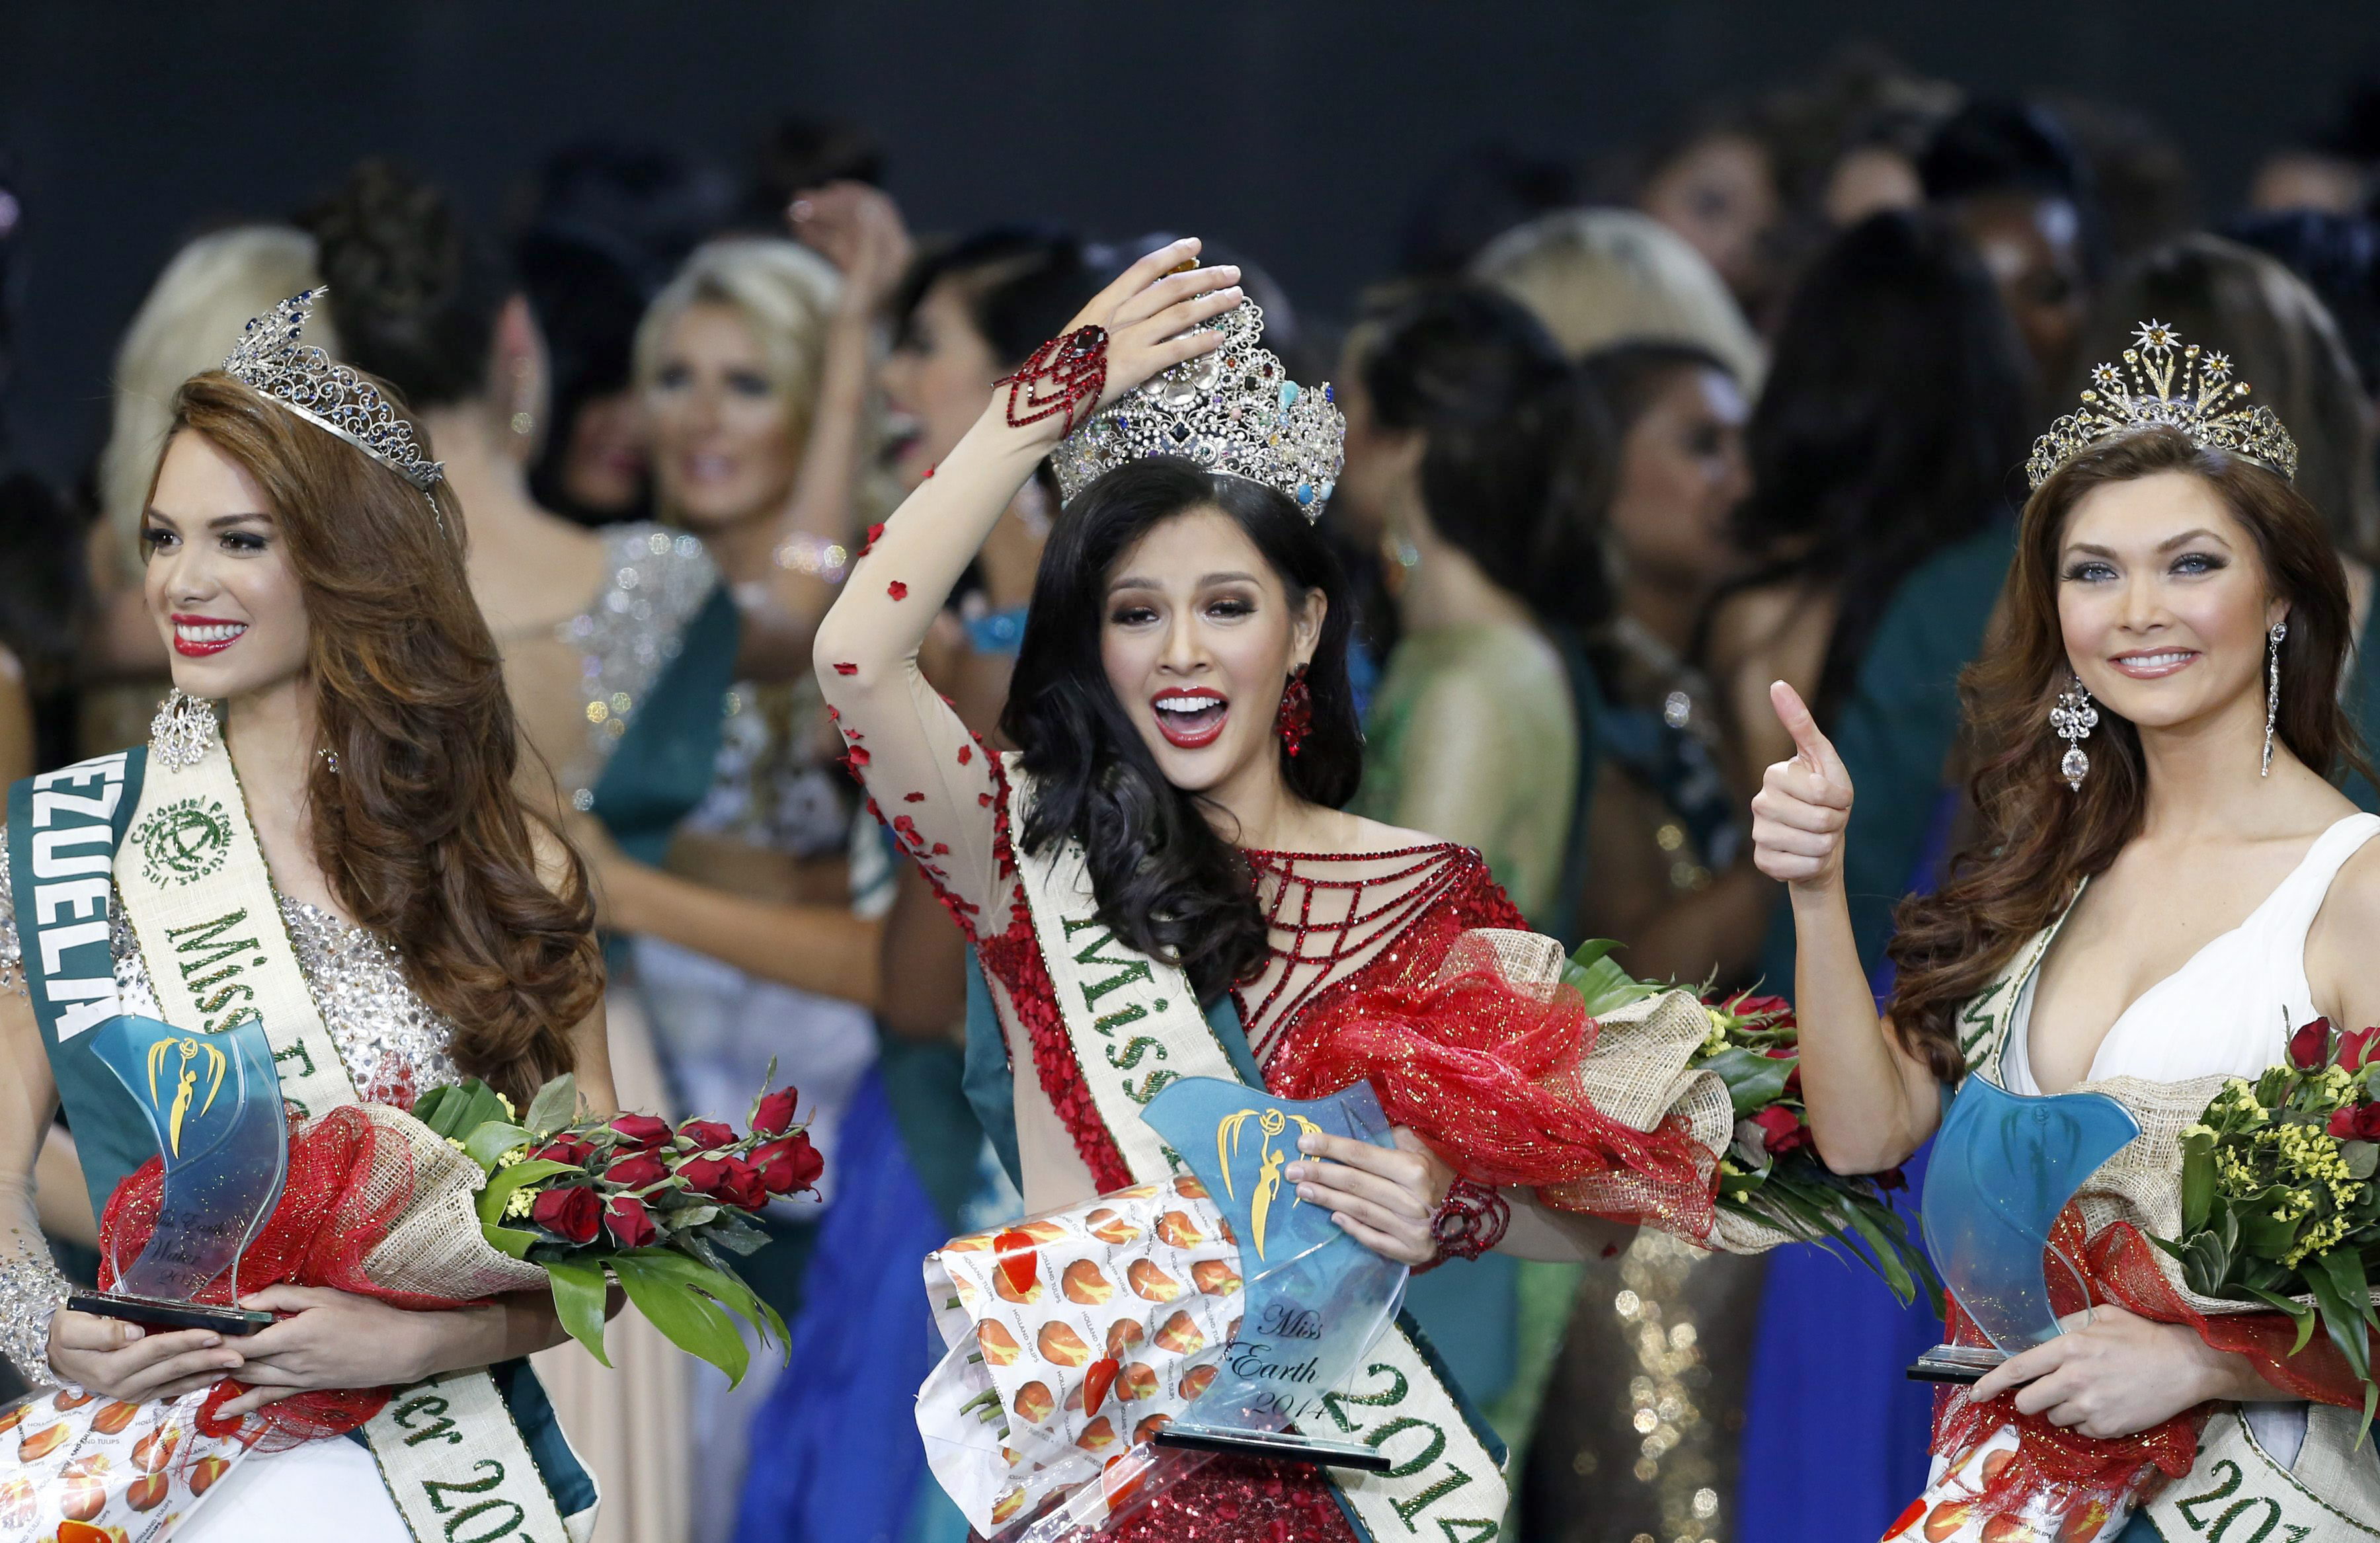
157, 372, 604, 1103
1883, 426, 2369, 1082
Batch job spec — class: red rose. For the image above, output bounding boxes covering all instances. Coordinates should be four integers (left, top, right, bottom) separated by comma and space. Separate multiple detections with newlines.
2327, 1101, 2380, 1142
1782, 1064, 1803, 1100
1725, 993, 1796, 1027
2290, 1017, 2334, 1071
755, 1132, 824, 1195
604, 1195, 658, 1249
608, 1113, 671, 1148
1751, 1105, 1809, 1156
753, 1087, 802, 1136
530, 1185, 603, 1244
2337, 1027, 2380, 1073
530, 1134, 596, 1169
1875, 1166, 1909, 1192
678, 1119, 737, 1150
603, 1153, 670, 1189
681, 1155, 770, 1210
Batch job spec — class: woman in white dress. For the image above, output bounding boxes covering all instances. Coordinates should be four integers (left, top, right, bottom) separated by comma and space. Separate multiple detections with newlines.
0, 320, 613, 1540
1751, 324, 2380, 1537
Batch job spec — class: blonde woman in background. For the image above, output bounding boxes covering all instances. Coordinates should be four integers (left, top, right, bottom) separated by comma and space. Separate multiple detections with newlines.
301, 161, 897, 1542
1471, 207, 1766, 388
83, 226, 329, 757
597, 229, 908, 1537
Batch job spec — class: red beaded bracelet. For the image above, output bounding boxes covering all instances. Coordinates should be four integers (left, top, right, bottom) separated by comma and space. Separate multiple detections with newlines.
995, 325, 1109, 437
1413, 1177, 1509, 1275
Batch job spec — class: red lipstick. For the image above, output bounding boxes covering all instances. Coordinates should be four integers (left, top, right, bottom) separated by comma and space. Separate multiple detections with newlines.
171, 613, 249, 658
1150, 687, 1228, 750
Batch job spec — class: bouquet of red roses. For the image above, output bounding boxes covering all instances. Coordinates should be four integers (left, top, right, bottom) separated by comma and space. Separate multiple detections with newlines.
416, 1068, 818, 1386
1679, 978, 1934, 1306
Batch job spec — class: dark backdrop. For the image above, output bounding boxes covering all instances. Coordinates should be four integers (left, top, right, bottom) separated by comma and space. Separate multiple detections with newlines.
6, 0, 2380, 487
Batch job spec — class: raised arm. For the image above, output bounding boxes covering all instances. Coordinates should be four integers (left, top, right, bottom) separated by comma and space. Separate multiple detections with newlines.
1749, 680, 1940, 1171
812, 239, 1244, 923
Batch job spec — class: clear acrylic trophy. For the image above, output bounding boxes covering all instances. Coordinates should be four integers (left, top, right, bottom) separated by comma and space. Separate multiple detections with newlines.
64, 1014, 286, 1336
1134, 1076, 1408, 1472
1909, 1076, 2139, 1383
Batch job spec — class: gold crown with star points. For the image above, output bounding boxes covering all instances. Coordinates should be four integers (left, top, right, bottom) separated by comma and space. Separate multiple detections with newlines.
2026, 319, 2299, 490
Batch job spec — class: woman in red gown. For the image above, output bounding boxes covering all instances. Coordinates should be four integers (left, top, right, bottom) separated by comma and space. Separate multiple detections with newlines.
816, 240, 1626, 1539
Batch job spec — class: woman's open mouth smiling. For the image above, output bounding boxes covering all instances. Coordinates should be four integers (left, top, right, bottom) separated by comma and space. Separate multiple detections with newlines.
2108, 647, 2200, 680
1151, 687, 1228, 748
172, 613, 249, 658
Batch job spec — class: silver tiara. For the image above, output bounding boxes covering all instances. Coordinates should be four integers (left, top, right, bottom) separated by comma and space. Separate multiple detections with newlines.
1051, 301, 1343, 518
221, 289, 444, 491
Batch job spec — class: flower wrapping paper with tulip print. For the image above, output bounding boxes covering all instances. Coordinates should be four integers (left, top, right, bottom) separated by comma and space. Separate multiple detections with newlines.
0, 1384, 247, 1543
916, 1175, 1246, 1533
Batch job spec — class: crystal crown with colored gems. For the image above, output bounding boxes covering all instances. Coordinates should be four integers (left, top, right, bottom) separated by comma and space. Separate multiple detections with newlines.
1052, 300, 1343, 518
2026, 319, 2298, 490
221, 289, 444, 492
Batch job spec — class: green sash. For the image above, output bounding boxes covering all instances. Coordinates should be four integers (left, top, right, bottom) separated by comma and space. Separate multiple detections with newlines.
9, 744, 596, 1543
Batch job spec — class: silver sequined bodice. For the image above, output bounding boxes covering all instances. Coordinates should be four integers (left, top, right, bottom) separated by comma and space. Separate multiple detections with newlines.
0, 859, 459, 1107
555, 522, 721, 812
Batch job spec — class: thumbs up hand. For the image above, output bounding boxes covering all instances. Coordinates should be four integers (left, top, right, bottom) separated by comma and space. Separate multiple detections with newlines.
1751, 680, 1855, 891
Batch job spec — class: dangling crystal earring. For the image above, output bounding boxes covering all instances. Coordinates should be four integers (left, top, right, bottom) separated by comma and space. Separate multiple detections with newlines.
149, 688, 219, 771
2051, 674, 2098, 791
1275, 666, 1314, 759
2263, 619, 2287, 777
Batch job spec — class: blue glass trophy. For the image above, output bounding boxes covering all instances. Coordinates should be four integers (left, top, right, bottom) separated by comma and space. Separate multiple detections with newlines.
64, 1015, 286, 1336
1909, 1077, 2139, 1382
1137, 1077, 1406, 1472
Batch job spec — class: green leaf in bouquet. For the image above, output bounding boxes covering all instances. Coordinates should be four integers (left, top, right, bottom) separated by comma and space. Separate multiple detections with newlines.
2157, 1228, 2232, 1300
2240, 1285, 2320, 1355
701, 1208, 772, 1256
748, 1054, 780, 1128
475, 1159, 583, 1228
463, 1121, 536, 1170
546, 1257, 612, 1368
2235, 1186, 2305, 1261
415, 1080, 511, 1141
482, 1221, 538, 1261
2345, 1140, 2380, 1183
619, 1247, 789, 1353
1700, 1047, 1795, 1119
1834, 1193, 1920, 1307
523, 1075, 580, 1139
612, 1254, 750, 1387
2180, 1127, 2217, 1236
2305, 1248, 2375, 1390
1562, 939, 1661, 1018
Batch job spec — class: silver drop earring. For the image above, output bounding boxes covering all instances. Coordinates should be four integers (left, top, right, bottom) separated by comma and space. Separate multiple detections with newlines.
2263, 620, 2287, 777
2051, 674, 2098, 791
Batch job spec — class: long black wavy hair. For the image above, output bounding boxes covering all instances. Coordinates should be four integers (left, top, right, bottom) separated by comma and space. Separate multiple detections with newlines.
1002, 458, 1363, 1003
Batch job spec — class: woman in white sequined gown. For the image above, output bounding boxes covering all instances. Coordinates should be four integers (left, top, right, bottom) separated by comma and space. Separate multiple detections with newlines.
1, 355, 615, 1534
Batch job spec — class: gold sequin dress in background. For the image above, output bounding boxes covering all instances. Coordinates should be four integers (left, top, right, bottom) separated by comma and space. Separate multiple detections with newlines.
1521, 1232, 1766, 1543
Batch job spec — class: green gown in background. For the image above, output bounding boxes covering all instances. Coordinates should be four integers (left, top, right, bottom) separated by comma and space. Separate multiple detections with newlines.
1349, 619, 1581, 1518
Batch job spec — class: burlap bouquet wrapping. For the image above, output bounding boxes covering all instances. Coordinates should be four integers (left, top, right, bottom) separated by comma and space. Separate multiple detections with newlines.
99, 1099, 547, 1448
1923, 1072, 2380, 1532
1271, 927, 1795, 1253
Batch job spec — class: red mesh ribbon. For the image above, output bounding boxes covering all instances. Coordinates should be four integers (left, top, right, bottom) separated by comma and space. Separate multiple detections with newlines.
1264, 932, 1720, 1236
1926, 1206, 2377, 1525
99, 1104, 465, 1450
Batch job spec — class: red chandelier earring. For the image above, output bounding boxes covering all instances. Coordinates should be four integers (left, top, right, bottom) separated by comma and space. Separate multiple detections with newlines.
1275, 666, 1314, 758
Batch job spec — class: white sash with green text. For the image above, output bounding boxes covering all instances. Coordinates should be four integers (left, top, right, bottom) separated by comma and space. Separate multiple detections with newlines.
118, 740, 590, 1543
1006, 756, 1509, 1542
